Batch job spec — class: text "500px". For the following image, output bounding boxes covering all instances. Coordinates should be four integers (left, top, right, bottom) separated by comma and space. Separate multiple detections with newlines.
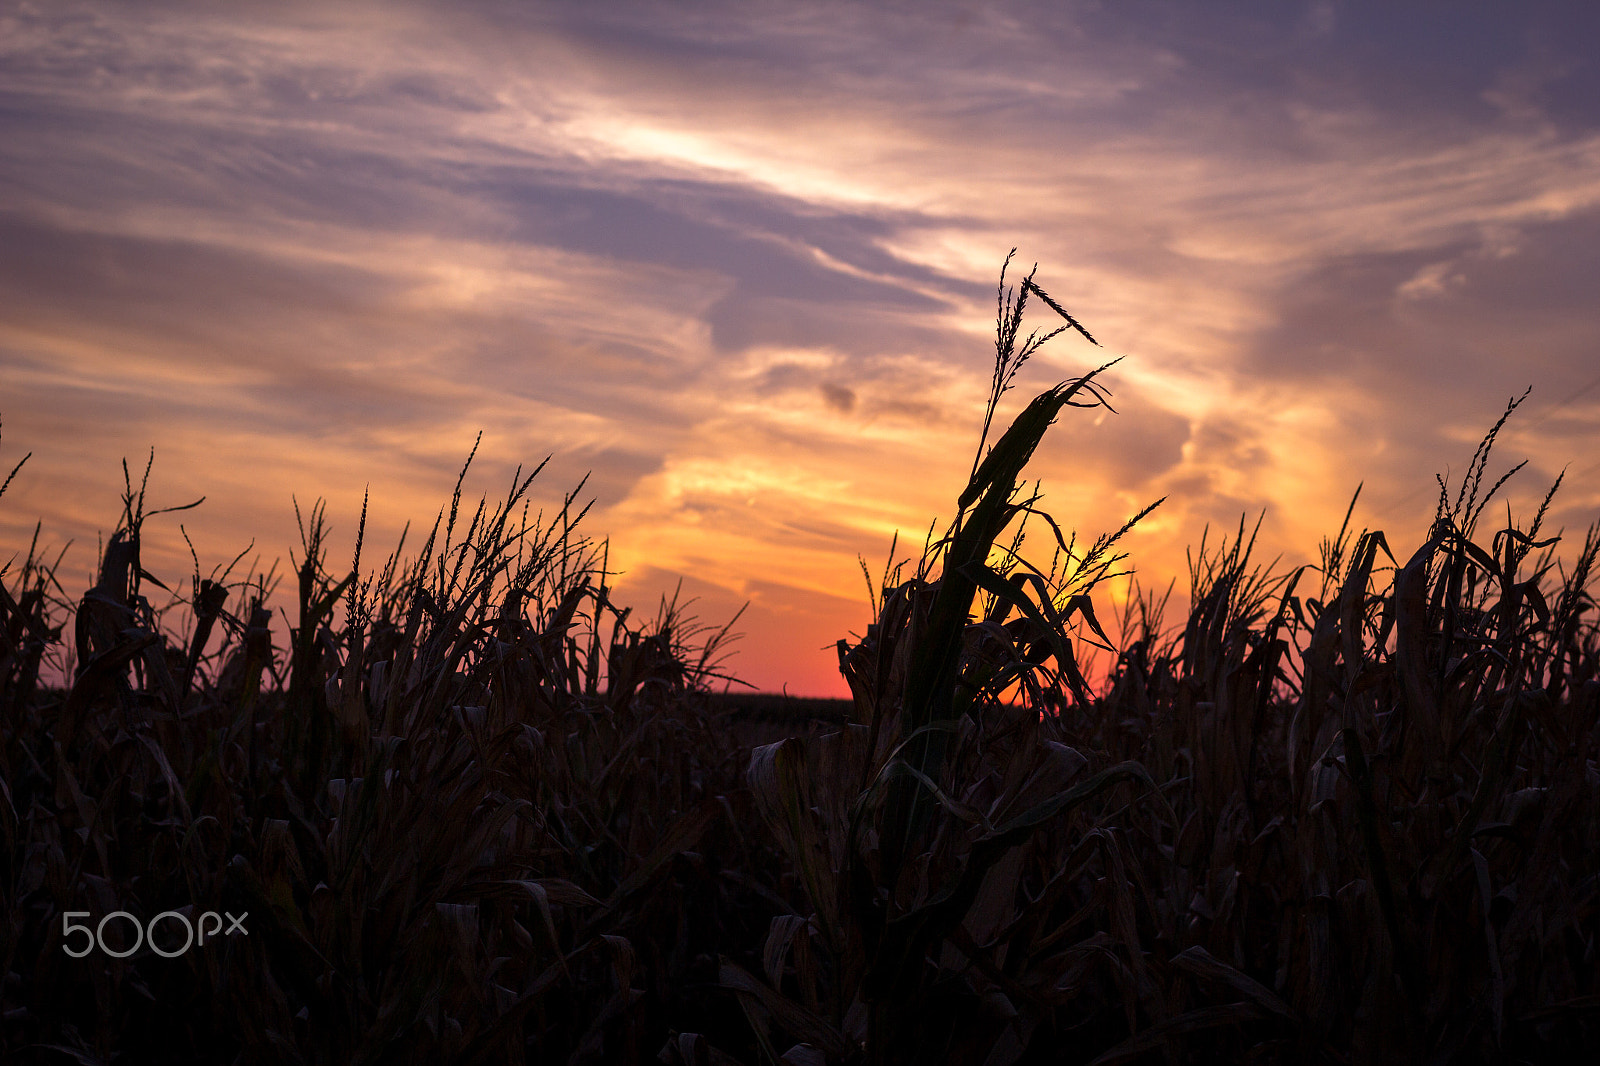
62, 910, 248, 958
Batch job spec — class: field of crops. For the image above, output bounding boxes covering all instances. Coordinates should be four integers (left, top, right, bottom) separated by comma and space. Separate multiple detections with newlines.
2, 268, 1596, 1064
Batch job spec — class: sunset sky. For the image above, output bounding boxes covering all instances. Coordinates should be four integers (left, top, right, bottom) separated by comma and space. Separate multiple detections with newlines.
3, 1, 1598, 696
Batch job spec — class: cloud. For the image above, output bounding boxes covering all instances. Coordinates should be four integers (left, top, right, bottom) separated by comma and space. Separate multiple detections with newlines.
819, 383, 856, 413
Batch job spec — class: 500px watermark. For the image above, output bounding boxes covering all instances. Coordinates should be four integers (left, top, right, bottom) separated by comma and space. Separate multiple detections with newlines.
61, 910, 248, 958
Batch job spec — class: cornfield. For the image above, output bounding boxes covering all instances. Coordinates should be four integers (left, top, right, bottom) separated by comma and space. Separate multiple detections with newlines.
2, 261, 1596, 1064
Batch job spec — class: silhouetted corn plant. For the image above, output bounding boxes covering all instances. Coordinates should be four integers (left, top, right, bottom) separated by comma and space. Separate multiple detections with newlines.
736, 258, 1173, 1065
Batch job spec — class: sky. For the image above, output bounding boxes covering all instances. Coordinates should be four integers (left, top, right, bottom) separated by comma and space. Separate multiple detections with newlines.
2, 1, 1598, 696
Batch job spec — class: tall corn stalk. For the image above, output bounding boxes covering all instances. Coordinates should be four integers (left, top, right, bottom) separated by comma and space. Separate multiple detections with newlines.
739, 258, 1170, 1065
